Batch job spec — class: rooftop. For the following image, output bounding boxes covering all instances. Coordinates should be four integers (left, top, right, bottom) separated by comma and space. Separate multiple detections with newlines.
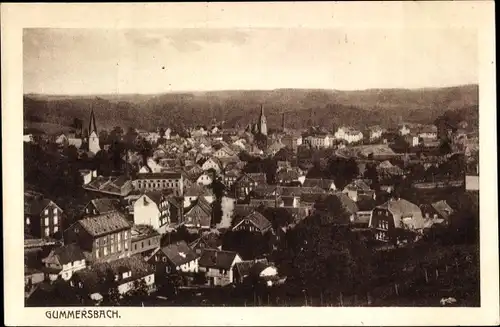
77, 212, 131, 237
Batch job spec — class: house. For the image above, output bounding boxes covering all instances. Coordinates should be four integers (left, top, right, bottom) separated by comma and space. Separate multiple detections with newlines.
249, 197, 283, 209
369, 198, 425, 244
79, 169, 97, 185
41, 244, 86, 281
64, 212, 132, 263
25, 196, 63, 239
305, 133, 335, 148
377, 160, 404, 177
234, 173, 268, 199
279, 186, 325, 197
232, 211, 272, 234
71, 255, 155, 298
83, 175, 134, 197
419, 200, 454, 225
133, 172, 184, 196
233, 258, 270, 284
148, 241, 199, 275
368, 126, 385, 141
198, 249, 242, 286
334, 127, 363, 144
84, 198, 121, 216
222, 168, 242, 189
276, 169, 301, 185
130, 225, 161, 256
331, 192, 359, 222
133, 192, 183, 233
301, 178, 336, 191
183, 184, 215, 208
24, 267, 45, 294
195, 171, 214, 186
266, 140, 286, 156
201, 157, 223, 174
212, 143, 236, 158
353, 198, 377, 227
281, 134, 302, 152
417, 125, 438, 140
184, 197, 213, 230
342, 179, 375, 202
189, 232, 223, 255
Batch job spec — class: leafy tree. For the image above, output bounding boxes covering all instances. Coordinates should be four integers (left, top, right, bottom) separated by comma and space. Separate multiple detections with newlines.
99, 130, 109, 145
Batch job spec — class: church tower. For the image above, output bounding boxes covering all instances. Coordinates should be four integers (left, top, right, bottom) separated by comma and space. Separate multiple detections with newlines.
258, 104, 267, 136
88, 107, 101, 155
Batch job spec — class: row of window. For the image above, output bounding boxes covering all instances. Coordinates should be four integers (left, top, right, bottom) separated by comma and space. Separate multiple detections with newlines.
95, 231, 128, 246
27, 215, 59, 226
95, 242, 129, 258
43, 208, 59, 216
138, 182, 179, 189
375, 231, 388, 241
44, 226, 58, 236
377, 220, 390, 230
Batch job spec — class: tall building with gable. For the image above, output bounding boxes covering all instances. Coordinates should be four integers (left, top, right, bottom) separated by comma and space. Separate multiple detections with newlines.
258, 104, 267, 136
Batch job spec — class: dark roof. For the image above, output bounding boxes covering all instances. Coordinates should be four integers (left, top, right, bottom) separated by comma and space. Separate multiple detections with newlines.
77, 212, 131, 237
25, 197, 59, 216
89, 198, 120, 214
198, 249, 239, 270
279, 186, 325, 197
332, 192, 359, 214
234, 259, 269, 277
160, 241, 199, 267
281, 196, 296, 207
431, 200, 454, 219
47, 244, 85, 265
184, 197, 212, 227
244, 173, 267, 184
234, 211, 272, 232
300, 193, 328, 204
83, 175, 132, 196
184, 184, 214, 197
136, 172, 182, 180
302, 178, 335, 189
91, 254, 154, 280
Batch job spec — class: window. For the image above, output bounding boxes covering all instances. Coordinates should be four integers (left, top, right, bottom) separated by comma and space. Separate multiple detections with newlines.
124, 231, 128, 239
148, 240, 151, 246
44, 217, 49, 226
44, 209, 49, 215
96, 250, 100, 259
103, 247, 108, 256
54, 216, 58, 225
45, 227, 50, 237
125, 242, 129, 250
54, 226, 59, 233
95, 239, 99, 246
111, 245, 115, 254
117, 233, 121, 241
53, 208, 58, 214
118, 242, 121, 251
134, 244, 137, 250
26, 218, 30, 225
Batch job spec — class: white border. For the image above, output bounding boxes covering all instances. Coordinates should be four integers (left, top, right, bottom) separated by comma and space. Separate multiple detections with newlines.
2, 2, 498, 326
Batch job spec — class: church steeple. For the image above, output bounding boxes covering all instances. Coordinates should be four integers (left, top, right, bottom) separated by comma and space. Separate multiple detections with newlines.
87, 106, 101, 155
259, 104, 267, 136
88, 107, 98, 136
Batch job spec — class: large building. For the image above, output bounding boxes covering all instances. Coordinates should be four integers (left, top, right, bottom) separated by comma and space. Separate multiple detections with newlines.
247, 105, 268, 136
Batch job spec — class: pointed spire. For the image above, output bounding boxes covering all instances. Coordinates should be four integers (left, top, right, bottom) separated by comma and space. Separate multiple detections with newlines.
88, 106, 97, 135
260, 104, 265, 117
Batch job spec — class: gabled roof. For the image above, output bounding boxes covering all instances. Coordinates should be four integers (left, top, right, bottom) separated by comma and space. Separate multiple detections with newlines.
184, 197, 212, 227
43, 244, 85, 266
332, 192, 359, 214
234, 258, 269, 277
376, 198, 424, 229
77, 212, 131, 237
198, 249, 239, 270
343, 179, 371, 192
184, 184, 214, 197
233, 211, 272, 232
160, 241, 199, 267
88, 198, 120, 214
25, 197, 61, 216
431, 200, 454, 219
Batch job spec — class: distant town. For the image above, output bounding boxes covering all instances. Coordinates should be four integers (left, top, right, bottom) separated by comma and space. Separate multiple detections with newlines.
24, 102, 479, 307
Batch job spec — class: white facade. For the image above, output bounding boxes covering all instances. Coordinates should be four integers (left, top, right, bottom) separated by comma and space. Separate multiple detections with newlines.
175, 258, 199, 273
335, 127, 363, 144
133, 195, 161, 230
89, 131, 101, 154
399, 125, 411, 136
196, 173, 213, 186
117, 273, 155, 295
218, 196, 236, 228
202, 158, 221, 173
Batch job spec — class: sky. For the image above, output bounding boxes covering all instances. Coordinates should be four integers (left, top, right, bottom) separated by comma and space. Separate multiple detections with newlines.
23, 28, 478, 94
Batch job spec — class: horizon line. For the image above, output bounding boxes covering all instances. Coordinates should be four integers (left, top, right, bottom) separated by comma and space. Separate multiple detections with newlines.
24, 83, 479, 97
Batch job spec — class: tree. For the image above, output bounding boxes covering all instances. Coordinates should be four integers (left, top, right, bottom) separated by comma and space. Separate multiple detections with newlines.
109, 126, 124, 144
99, 130, 109, 146
124, 127, 139, 148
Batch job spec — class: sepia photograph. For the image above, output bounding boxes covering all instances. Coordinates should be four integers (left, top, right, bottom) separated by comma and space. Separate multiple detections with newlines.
2, 2, 498, 326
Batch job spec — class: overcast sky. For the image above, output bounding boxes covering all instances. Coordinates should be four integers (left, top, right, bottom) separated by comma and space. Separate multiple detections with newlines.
23, 28, 478, 94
